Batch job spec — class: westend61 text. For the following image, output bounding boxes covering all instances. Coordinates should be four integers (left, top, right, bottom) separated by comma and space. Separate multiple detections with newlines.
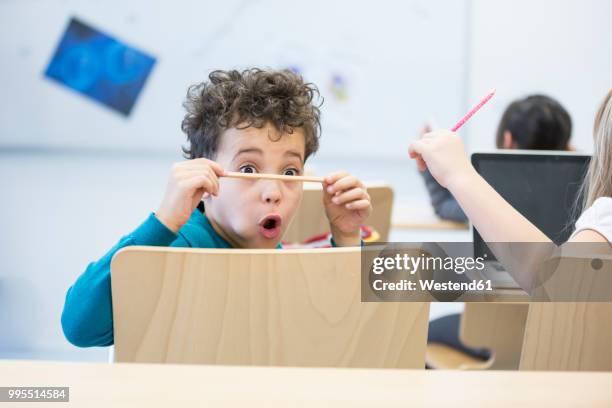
372, 279, 493, 292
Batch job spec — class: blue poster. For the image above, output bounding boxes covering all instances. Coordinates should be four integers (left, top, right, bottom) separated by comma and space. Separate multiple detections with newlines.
45, 17, 156, 116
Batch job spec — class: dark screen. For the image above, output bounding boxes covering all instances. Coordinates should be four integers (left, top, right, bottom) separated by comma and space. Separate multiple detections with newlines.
472, 153, 590, 258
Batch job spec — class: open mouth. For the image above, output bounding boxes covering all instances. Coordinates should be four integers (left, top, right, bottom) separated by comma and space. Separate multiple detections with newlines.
258, 214, 282, 239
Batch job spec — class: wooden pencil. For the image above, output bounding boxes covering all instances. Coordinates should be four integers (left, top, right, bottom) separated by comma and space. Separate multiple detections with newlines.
222, 171, 325, 183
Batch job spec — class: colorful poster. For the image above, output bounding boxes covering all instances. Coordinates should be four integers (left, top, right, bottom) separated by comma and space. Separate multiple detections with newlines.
45, 17, 156, 116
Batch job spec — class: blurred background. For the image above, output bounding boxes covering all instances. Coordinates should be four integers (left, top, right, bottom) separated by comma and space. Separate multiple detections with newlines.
1, 0, 610, 362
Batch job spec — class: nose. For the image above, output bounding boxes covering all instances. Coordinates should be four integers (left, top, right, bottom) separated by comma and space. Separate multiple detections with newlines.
260, 180, 282, 205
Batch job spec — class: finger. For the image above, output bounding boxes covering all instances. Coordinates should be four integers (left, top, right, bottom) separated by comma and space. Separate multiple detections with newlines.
422, 131, 447, 141
181, 174, 215, 192
408, 143, 427, 169
331, 187, 367, 205
180, 167, 220, 195
204, 166, 220, 196
328, 175, 363, 194
189, 158, 226, 176
181, 174, 216, 195
172, 159, 224, 182
419, 124, 431, 136
324, 171, 349, 187
345, 199, 371, 211
422, 131, 436, 139
424, 129, 457, 140
416, 157, 427, 172
408, 140, 428, 156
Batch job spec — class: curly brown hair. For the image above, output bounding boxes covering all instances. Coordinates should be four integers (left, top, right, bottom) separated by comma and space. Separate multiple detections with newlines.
181, 68, 322, 161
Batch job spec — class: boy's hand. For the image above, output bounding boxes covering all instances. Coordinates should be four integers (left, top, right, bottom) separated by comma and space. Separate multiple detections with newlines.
323, 172, 372, 246
409, 129, 475, 190
156, 158, 225, 233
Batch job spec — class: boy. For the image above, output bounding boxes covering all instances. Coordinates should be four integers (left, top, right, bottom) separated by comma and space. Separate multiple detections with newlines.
61, 68, 372, 347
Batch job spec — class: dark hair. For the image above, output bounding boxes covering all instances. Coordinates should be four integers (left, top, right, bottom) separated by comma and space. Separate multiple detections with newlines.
495, 95, 572, 150
181, 68, 322, 161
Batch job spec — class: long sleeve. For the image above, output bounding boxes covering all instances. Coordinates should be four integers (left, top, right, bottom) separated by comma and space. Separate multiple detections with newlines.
61, 213, 188, 347
420, 169, 468, 223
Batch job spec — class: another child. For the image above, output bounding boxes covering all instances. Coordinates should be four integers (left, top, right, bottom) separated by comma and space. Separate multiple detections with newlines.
417, 91, 609, 367
420, 94, 573, 223
61, 68, 372, 347
423, 95, 575, 362
410, 90, 611, 276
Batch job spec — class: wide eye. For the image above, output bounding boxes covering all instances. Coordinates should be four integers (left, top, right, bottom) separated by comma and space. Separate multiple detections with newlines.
239, 165, 257, 174
283, 168, 299, 176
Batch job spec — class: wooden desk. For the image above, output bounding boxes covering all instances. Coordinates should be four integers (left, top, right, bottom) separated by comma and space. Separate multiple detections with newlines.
392, 205, 469, 230
392, 219, 469, 230
1, 360, 611, 407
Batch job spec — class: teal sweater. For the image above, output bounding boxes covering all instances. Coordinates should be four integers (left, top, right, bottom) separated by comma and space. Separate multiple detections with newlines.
61, 206, 285, 347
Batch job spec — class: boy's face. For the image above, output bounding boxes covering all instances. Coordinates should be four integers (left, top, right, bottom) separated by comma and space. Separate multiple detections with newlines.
204, 122, 305, 249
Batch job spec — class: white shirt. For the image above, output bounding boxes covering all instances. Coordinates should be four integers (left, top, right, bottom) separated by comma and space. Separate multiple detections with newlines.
571, 197, 612, 243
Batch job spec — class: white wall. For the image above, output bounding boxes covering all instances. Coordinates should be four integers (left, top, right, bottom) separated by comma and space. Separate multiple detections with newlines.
0, 0, 468, 159
466, 0, 612, 153
0, 152, 176, 360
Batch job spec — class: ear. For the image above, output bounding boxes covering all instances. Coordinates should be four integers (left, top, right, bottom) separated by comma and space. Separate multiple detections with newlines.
566, 142, 576, 151
502, 130, 517, 149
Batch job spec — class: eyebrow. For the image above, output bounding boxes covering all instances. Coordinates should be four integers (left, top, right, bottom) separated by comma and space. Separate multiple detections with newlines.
233, 148, 263, 161
284, 150, 304, 162
233, 148, 304, 163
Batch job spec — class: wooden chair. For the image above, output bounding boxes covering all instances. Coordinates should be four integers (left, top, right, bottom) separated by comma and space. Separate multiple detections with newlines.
520, 254, 612, 371
425, 303, 529, 370
110, 246, 429, 368
283, 183, 394, 243
427, 252, 612, 371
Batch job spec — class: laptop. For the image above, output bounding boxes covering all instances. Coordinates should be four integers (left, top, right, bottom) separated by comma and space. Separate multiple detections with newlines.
469, 151, 590, 289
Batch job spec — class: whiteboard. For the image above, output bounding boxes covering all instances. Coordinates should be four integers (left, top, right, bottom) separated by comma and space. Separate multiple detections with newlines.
466, 0, 612, 154
0, 0, 468, 159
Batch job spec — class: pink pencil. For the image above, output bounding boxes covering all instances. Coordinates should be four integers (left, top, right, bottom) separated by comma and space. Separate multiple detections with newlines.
451, 89, 496, 131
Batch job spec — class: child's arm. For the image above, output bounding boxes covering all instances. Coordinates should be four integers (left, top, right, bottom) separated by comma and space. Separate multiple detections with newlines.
61, 214, 188, 347
409, 130, 551, 243
322, 172, 372, 246
62, 158, 224, 347
409, 130, 553, 291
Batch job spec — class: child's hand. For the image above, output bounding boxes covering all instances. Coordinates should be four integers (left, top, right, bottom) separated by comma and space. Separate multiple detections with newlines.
409, 129, 475, 190
156, 158, 225, 233
323, 171, 372, 246
419, 123, 432, 136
